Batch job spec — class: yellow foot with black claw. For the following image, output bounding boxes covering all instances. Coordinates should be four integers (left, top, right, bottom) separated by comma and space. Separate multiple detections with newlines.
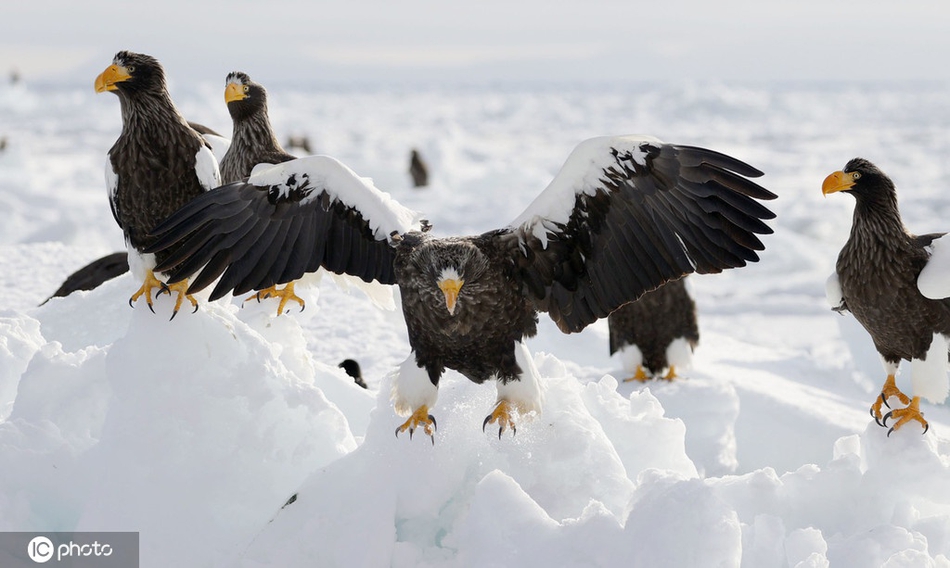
883, 396, 929, 437
158, 279, 199, 321
245, 282, 305, 316
395, 405, 437, 444
870, 374, 911, 426
660, 365, 678, 382
622, 366, 651, 383
129, 270, 167, 314
483, 400, 522, 439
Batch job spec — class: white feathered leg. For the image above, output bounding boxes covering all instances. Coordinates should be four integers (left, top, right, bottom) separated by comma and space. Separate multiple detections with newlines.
391, 353, 439, 442
910, 333, 950, 404
484, 341, 543, 437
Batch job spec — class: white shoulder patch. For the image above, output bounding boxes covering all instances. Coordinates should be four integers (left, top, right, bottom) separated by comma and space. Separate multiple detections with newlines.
249, 162, 278, 178
201, 133, 231, 165
247, 154, 421, 240
105, 156, 118, 201
918, 235, 950, 300
194, 145, 222, 191
825, 272, 844, 307
508, 135, 662, 248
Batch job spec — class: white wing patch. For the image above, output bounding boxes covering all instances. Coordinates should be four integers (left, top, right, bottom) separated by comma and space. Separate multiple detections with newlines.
247, 154, 421, 240
826, 272, 845, 309
201, 133, 231, 165
104, 156, 118, 205
509, 135, 661, 248
918, 234, 950, 300
194, 145, 222, 191
249, 162, 278, 178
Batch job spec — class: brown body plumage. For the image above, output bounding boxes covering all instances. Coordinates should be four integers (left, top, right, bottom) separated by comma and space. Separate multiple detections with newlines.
95, 51, 220, 315
608, 277, 699, 378
395, 231, 538, 386
97, 52, 215, 265
834, 175, 949, 362
824, 157, 950, 434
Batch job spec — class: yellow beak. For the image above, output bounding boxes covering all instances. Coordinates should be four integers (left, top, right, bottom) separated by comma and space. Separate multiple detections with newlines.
225, 82, 246, 103
822, 170, 855, 195
438, 278, 464, 315
94, 64, 131, 93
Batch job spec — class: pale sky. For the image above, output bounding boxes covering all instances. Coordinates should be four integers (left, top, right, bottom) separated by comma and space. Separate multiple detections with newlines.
2, 0, 949, 85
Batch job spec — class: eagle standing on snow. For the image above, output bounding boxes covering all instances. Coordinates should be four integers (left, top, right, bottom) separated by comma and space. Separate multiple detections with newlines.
409, 148, 429, 188
147, 136, 776, 441
608, 277, 699, 382
94, 51, 222, 317
218, 71, 306, 314
824, 158, 950, 435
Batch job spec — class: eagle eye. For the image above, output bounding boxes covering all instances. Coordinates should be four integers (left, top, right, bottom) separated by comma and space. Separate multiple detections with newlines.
851, 172, 861, 180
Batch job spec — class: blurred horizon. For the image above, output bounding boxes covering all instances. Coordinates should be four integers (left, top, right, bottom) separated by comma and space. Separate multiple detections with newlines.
3, 0, 948, 88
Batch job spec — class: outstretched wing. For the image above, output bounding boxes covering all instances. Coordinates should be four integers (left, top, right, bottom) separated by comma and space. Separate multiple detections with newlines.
146, 154, 420, 300
506, 135, 776, 333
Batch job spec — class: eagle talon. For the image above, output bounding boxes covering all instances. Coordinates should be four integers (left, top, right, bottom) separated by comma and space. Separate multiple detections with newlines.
869, 375, 911, 425
245, 283, 305, 317
881, 396, 929, 436
871, 405, 885, 427
129, 270, 167, 314
395, 405, 436, 443
622, 366, 652, 383
483, 400, 519, 439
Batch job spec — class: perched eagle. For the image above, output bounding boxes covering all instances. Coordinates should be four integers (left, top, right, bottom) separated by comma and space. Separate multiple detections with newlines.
42, 252, 130, 305
340, 359, 368, 389
147, 136, 776, 440
218, 71, 304, 313
824, 158, 950, 435
409, 148, 429, 188
94, 51, 222, 317
608, 277, 699, 382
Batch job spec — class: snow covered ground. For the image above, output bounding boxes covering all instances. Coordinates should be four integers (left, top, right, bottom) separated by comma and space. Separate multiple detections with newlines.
2, 77, 950, 567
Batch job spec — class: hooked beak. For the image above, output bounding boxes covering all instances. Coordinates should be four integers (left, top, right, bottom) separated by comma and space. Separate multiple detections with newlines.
225, 81, 246, 104
822, 170, 855, 195
438, 278, 464, 315
95, 64, 131, 93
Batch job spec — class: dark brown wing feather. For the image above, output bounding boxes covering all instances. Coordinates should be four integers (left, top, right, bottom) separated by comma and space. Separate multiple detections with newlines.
508, 141, 775, 333
146, 178, 399, 300
42, 252, 130, 304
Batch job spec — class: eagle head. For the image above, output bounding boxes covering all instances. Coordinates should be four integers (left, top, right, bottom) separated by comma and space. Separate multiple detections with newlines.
95, 51, 165, 96
822, 158, 896, 200
412, 239, 489, 317
225, 71, 268, 121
